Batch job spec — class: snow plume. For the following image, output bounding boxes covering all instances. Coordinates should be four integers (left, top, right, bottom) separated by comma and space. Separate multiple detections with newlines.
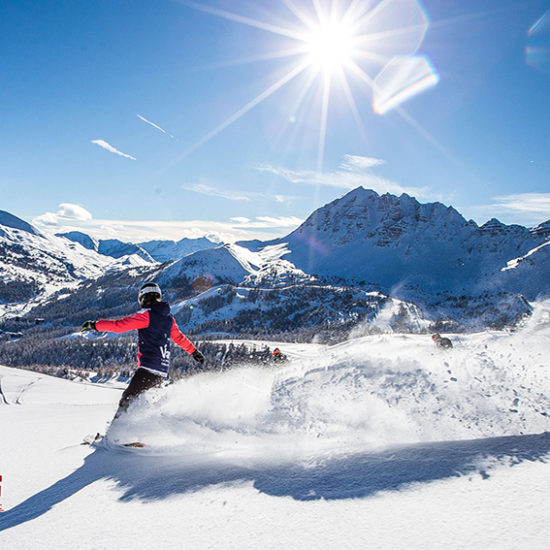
91, 139, 136, 160
137, 114, 174, 138
106, 313, 550, 462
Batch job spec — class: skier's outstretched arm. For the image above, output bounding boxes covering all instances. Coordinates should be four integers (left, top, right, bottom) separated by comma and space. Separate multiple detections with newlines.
171, 318, 205, 363
94, 310, 150, 333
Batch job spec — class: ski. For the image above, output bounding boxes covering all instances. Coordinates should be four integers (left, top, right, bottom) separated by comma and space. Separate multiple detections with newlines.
81, 432, 104, 445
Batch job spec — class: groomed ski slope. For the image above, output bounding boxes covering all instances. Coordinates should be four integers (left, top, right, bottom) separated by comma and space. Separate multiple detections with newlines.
1, 303, 550, 549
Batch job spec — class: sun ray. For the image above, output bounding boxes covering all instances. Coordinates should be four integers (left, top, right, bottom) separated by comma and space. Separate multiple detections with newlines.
183, 61, 311, 158
177, 0, 304, 40
336, 67, 369, 146
281, 0, 318, 31
196, 47, 310, 71
270, 67, 321, 156
317, 71, 332, 171
347, 59, 376, 88
290, 66, 322, 116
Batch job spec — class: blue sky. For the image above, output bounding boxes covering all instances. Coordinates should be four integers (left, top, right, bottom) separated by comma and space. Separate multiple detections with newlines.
1, 0, 550, 242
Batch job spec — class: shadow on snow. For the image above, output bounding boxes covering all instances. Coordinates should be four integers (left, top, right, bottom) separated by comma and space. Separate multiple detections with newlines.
1, 432, 549, 531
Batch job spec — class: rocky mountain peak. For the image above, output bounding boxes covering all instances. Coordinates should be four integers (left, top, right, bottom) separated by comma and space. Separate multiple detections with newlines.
292, 187, 471, 247
531, 220, 550, 240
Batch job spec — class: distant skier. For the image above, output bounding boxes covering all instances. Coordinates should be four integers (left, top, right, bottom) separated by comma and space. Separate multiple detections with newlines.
271, 347, 288, 363
431, 333, 453, 349
81, 282, 205, 420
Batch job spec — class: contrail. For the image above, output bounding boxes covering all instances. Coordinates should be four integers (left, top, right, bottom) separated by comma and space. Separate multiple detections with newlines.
137, 114, 174, 138
91, 139, 136, 160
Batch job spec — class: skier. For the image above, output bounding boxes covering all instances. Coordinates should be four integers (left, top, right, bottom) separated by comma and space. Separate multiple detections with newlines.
431, 333, 453, 349
81, 282, 205, 420
271, 347, 288, 363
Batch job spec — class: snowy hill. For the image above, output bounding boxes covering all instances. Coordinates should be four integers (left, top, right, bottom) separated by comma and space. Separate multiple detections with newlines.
1, 304, 550, 548
58, 232, 155, 263
158, 244, 258, 288
139, 236, 219, 263
0, 210, 40, 236
55, 231, 99, 251
0, 212, 154, 317
57, 232, 219, 264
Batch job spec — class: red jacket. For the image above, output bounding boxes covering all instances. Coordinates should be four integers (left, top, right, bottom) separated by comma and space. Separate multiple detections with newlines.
96, 301, 195, 376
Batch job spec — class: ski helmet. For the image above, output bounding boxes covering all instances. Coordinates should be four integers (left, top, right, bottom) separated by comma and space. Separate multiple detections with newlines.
138, 282, 162, 307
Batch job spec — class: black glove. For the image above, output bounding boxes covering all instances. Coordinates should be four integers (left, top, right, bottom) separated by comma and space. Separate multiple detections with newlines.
192, 349, 205, 364
81, 320, 97, 332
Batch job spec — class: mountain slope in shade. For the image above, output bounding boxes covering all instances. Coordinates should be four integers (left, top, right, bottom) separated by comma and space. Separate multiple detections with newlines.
56, 231, 99, 251
500, 241, 550, 296
97, 239, 154, 263
0, 210, 40, 236
262, 187, 548, 299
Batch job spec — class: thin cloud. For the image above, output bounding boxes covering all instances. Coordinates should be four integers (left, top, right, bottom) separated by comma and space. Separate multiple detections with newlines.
183, 183, 254, 202
91, 139, 136, 160
183, 181, 299, 204
489, 193, 550, 225
255, 216, 303, 227
341, 155, 387, 171
493, 193, 550, 216
137, 114, 174, 138
32, 214, 302, 244
461, 193, 550, 227
257, 155, 427, 198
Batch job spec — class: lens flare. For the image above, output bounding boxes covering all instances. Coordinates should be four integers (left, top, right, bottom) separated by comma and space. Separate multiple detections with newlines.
527, 9, 550, 72
373, 56, 439, 115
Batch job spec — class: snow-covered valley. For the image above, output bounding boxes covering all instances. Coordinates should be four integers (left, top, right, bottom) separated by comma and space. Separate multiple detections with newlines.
1, 303, 550, 549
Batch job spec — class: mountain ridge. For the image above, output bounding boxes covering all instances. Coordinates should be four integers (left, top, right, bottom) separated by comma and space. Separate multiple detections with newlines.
1, 187, 548, 334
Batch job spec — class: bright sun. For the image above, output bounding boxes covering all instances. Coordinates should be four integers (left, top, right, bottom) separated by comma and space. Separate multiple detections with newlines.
182, 0, 436, 170
304, 19, 356, 73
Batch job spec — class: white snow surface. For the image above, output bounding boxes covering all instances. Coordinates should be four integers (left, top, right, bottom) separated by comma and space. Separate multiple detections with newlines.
1, 305, 550, 548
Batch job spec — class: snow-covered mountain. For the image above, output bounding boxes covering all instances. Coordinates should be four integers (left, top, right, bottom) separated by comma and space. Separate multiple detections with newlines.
55, 231, 99, 251
2, 187, 548, 333
245, 187, 548, 300
158, 244, 256, 288
0, 212, 154, 317
57, 233, 155, 263
57, 231, 219, 264
0, 210, 41, 236
140, 236, 219, 263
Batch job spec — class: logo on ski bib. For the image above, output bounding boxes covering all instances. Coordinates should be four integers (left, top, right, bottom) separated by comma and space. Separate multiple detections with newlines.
160, 344, 170, 368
